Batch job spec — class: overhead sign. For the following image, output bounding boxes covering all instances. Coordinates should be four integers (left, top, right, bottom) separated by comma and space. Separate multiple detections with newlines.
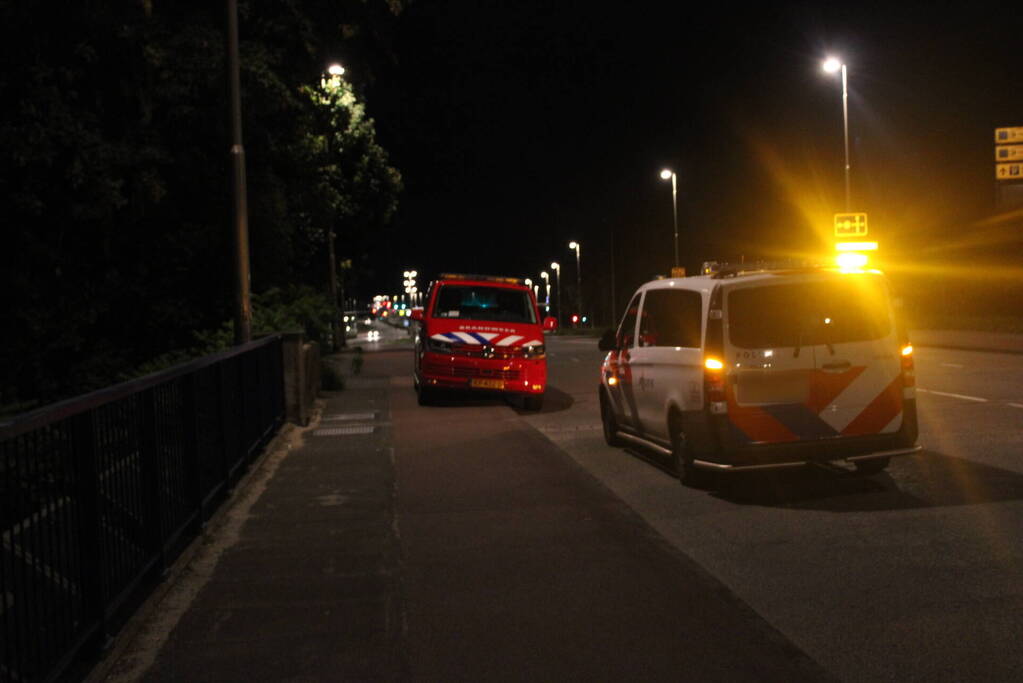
995, 127, 1023, 144
834, 212, 868, 237
996, 163, 1023, 180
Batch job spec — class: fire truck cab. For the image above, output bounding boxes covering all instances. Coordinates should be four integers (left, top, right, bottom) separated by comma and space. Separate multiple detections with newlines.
413, 274, 557, 410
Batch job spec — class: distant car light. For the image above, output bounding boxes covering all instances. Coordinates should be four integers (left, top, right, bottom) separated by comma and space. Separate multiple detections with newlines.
704, 358, 724, 370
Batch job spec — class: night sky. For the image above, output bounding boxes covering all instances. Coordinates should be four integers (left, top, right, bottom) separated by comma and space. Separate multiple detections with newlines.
364, 2, 1020, 319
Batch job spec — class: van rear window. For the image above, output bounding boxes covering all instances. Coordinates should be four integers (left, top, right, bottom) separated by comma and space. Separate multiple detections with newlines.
727, 278, 891, 349
433, 285, 536, 323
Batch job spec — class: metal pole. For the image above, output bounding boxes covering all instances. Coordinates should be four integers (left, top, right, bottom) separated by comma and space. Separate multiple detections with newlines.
556, 269, 562, 326
842, 63, 850, 211
227, 0, 251, 345
574, 246, 582, 325
609, 226, 616, 324
328, 229, 342, 350
671, 173, 679, 269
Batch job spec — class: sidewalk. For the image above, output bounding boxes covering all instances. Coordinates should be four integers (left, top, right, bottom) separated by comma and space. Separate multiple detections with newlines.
96, 374, 404, 682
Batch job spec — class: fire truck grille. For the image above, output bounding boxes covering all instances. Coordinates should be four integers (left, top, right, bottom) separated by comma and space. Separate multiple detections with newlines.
423, 362, 522, 381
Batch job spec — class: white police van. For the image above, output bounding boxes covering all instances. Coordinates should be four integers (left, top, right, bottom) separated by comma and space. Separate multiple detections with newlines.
598, 264, 920, 485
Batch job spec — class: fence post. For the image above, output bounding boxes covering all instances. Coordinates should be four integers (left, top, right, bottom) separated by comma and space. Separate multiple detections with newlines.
71, 411, 112, 655
141, 389, 167, 579
180, 372, 204, 533
217, 360, 232, 496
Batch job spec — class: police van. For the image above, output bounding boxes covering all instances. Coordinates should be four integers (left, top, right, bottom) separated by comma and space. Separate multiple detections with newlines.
598, 264, 920, 484
413, 273, 558, 409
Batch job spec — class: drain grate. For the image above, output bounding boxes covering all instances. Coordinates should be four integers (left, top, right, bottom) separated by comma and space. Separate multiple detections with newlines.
314, 425, 376, 436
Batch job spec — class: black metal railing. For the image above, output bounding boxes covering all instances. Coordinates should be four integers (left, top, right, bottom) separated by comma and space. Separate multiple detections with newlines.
0, 336, 285, 683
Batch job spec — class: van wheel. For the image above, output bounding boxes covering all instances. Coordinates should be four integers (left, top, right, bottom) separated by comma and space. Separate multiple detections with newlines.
854, 457, 890, 475
417, 384, 434, 406
523, 394, 544, 411
600, 390, 624, 447
670, 416, 711, 488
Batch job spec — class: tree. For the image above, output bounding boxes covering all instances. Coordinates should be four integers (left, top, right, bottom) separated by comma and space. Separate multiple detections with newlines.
0, 1, 405, 410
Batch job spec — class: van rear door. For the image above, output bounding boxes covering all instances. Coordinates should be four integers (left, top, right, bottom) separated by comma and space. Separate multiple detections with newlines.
811, 274, 903, 437
723, 279, 821, 445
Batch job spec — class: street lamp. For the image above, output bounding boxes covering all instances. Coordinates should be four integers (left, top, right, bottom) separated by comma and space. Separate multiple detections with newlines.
540, 271, 550, 313
550, 261, 561, 324
568, 241, 582, 325
323, 63, 349, 349
660, 169, 679, 269
822, 56, 851, 210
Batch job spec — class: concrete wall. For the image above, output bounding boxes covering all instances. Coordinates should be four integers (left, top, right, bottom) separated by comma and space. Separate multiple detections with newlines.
282, 332, 320, 425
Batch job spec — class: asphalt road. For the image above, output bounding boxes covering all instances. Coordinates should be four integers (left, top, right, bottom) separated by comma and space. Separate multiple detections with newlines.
526, 336, 1023, 682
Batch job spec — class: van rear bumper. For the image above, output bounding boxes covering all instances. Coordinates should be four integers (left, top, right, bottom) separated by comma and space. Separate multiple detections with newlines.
687, 399, 920, 471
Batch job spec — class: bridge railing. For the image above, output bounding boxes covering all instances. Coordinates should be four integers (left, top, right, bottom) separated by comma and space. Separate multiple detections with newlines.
0, 335, 284, 683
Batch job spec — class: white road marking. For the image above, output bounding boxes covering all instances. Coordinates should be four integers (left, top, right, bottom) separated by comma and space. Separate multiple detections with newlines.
921, 389, 988, 403
571, 357, 581, 363
1009, 403, 1023, 410
940, 362, 964, 368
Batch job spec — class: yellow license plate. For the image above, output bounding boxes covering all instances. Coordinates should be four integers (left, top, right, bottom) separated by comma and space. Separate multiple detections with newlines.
470, 378, 505, 390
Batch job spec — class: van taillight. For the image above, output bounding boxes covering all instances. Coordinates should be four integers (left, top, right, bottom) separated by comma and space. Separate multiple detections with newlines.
704, 285, 727, 410
705, 361, 726, 403
901, 344, 915, 387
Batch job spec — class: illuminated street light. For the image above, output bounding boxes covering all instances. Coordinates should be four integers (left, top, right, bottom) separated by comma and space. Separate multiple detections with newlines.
659, 169, 679, 269
327, 63, 345, 76
822, 55, 851, 210
540, 271, 550, 312
568, 242, 582, 326
550, 261, 561, 324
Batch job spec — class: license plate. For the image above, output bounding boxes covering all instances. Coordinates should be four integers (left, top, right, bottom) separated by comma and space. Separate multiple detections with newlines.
470, 378, 505, 390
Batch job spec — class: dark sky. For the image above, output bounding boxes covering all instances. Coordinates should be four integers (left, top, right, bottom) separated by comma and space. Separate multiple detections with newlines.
364, 1, 1020, 318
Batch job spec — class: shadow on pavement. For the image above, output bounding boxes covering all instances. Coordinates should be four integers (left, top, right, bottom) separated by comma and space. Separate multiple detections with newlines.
712, 449, 1023, 511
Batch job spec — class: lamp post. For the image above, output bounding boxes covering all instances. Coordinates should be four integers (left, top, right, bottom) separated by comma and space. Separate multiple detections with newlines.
540, 271, 550, 313
568, 241, 582, 326
550, 261, 561, 325
659, 169, 679, 270
227, 0, 252, 344
822, 56, 851, 211
322, 63, 348, 349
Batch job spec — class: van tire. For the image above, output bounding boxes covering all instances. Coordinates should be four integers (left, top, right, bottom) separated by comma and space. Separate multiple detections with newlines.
523, 394, 544, 411
671, 413, 711, 488
600, 389, 625, 447
854, 457, 890, 475
417, 384, 434, 406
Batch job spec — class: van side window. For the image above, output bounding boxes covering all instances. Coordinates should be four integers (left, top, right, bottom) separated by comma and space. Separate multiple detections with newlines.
617, 294, 641, 348
638, 289, 702, 348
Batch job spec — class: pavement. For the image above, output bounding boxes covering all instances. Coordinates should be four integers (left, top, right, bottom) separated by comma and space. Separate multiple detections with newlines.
88, 327, 1019, 682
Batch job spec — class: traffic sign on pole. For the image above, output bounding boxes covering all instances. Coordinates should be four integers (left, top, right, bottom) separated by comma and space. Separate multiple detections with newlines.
995, 127, 1023, 144
995, 145, 1023, 162
996, 163, 1023, 180
834, 212, 868, 237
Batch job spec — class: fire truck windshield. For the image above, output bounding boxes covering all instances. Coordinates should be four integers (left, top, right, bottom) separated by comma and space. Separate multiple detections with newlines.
433, 285, 537, 324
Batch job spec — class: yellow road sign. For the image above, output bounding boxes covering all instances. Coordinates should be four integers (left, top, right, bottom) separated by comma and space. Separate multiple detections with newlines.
834, 212, 868, 237
995, 127, 1023, 144
995, 145, 1023, 162
996, 163, 1023, 180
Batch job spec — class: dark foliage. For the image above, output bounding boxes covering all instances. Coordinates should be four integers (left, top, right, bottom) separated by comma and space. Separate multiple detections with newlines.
0, 1, 403, 409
